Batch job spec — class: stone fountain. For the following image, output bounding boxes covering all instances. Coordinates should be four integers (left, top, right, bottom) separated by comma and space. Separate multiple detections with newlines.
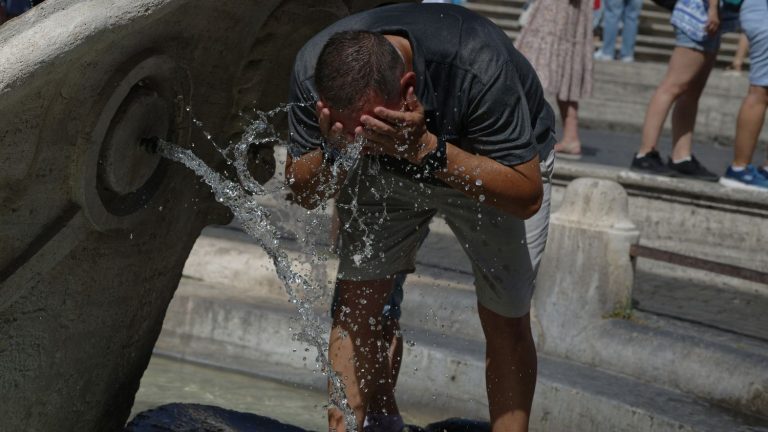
0, 1, 409, 430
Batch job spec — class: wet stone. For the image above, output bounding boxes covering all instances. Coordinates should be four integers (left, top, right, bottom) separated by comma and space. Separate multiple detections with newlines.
125, 404, 490, 432
125, 403, 309, 432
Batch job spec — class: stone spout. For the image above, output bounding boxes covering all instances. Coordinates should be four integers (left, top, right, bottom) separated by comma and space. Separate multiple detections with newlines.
0, 1, 411, 430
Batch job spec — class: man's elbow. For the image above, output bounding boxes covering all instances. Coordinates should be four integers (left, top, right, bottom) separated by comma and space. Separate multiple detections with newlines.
512, 184, 543, 219
520, 193, 543, 219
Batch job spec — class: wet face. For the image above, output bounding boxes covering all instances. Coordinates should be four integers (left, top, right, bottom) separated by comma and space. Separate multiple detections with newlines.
327, 93, 401, 142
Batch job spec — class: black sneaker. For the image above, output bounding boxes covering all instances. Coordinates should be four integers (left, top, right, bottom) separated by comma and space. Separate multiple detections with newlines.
667, 155, 719, 182
630, 150, 674, 175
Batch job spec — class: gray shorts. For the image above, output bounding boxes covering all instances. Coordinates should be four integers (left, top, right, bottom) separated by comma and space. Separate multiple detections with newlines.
334, 151, 554, 318
741, 0, 768, 86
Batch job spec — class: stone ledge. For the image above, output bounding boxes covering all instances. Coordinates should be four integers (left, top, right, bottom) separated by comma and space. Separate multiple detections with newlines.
553, 160, 768, 215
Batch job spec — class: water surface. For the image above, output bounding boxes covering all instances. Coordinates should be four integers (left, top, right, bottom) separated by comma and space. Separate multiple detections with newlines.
131, 355, 439, 431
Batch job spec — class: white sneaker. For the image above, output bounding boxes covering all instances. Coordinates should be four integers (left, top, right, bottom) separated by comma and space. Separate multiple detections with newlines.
593, 50, 613, 61
620, 56, 635, 63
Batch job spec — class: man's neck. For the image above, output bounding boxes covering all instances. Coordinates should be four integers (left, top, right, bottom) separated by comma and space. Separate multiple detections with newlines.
384, 35, 414, 73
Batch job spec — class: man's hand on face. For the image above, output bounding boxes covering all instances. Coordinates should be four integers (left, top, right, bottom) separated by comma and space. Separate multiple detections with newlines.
359, 87, 437, 165
316, 101, 346, 151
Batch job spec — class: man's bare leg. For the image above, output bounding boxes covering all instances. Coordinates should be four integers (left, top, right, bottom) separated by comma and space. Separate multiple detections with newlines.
328, 278, 397, 432
366, 317, 403, 417
478, 305, 537, 432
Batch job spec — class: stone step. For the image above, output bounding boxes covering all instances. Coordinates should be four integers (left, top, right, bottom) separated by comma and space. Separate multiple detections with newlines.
156, 278, 768, 431
634, 267, 768, 341
463, 2, 525, 17
180, 224, 768, 420
464, 0, 745, 65
570, 60, 761, 142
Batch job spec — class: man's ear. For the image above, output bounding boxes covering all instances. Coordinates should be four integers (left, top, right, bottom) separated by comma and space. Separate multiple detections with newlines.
399, 71, 417, 100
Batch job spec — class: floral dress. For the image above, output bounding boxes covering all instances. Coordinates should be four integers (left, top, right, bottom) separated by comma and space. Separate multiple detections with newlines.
515, 0, 594, 101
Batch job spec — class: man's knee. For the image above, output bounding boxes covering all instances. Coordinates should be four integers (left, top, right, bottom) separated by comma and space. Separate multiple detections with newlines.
478, 304, 533, 343
331, 278, 396, 322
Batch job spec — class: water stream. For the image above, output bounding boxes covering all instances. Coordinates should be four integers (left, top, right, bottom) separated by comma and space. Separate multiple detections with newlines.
154, 106, 395, 431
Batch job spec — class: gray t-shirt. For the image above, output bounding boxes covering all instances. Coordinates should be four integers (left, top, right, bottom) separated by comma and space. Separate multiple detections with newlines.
288, 3, 555, 179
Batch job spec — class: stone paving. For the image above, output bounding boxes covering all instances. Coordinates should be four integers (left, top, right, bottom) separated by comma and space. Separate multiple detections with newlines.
562, 126, 768, 342
633, 268, 768, 342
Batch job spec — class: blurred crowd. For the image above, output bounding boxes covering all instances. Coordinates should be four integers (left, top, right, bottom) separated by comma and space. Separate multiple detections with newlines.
515, 0, 768, 191
3, 0, 764, 191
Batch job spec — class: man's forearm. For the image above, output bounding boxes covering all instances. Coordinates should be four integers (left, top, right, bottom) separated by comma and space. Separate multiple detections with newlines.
434, 141, 543, 219
285, 149, 349, 209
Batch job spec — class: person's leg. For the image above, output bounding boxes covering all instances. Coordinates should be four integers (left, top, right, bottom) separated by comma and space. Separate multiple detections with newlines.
720, 85, 768, 189
669, 51, 717, 161
364, 273, 406, 427
600, 0, 621, 58
364, 317, 402, 421
733, 85, 768, 166
741, 0, 768, 176
328, 278, 397, 432
479, 308, 537, 432
728, 33, 749, 72
331, 205, 402, 426
638, 46, 711, 156
555, 99, 581, 156
619, 0, 643, 60
331, 159, 435, 431
438, 152, 554, 432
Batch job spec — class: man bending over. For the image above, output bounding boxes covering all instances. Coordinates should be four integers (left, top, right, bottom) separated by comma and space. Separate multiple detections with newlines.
285, 3, 555, 431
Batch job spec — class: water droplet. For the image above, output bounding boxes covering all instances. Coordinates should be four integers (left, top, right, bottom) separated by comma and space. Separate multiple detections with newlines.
478, 194, 486, 202
475, 179, 483, 186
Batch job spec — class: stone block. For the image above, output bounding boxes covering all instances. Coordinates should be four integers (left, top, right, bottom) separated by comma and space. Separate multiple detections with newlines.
533, 178, 639, 353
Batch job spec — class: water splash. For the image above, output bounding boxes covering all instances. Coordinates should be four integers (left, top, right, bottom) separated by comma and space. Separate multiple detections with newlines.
154, 107, 352, 431
154, 104, 399, 432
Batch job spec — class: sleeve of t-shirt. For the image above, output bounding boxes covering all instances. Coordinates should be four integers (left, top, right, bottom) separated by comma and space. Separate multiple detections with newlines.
463, 62, 537, 167
287, 70, 322, 158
